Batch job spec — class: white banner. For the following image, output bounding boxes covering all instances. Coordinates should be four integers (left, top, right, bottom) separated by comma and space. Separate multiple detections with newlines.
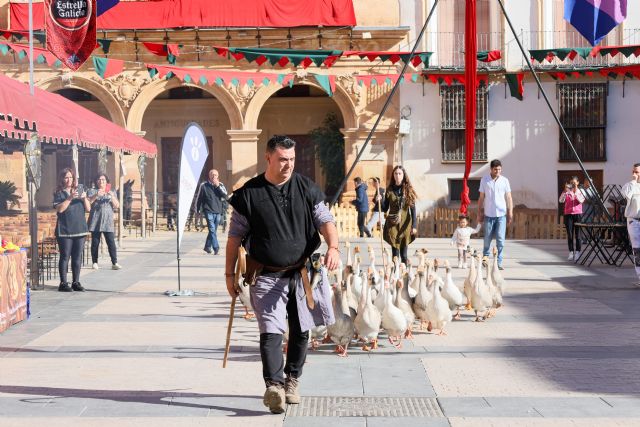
177, 123, 209, 249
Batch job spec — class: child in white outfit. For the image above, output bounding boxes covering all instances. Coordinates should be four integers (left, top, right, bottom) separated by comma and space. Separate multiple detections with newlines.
450, 215, 482, 268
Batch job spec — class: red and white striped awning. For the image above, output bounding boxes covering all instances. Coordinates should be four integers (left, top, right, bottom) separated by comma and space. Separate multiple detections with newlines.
0, 71, 157, 156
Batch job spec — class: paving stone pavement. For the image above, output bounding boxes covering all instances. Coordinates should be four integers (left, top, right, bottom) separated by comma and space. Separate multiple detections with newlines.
0, 231, 639, 426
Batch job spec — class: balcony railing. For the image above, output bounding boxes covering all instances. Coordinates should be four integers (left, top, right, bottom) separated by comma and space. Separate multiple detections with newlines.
521, 29, 640, 68
428, 32, 503, 69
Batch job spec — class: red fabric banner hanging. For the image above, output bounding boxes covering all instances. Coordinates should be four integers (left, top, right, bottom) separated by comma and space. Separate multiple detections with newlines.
461, 0, 477, 215
44, 0, 96, 70
11, 0, 357, 31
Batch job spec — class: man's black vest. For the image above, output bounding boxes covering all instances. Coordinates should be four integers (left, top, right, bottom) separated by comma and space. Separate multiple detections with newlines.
229, 172, 324, 267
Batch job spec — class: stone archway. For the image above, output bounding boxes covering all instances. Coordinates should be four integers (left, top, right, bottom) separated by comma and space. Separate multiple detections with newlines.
244, 78, 359, 131
37, 75, 126, 127
127, 78, 243, 132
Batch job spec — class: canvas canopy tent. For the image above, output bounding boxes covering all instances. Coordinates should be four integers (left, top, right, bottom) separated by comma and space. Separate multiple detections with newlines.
0, 71, 156, 156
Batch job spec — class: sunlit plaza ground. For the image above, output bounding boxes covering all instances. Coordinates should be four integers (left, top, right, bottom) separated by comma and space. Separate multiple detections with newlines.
0, 231, 639, 426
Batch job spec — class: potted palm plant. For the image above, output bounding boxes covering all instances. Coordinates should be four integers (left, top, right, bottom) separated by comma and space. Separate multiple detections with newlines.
0, 180, 21, 213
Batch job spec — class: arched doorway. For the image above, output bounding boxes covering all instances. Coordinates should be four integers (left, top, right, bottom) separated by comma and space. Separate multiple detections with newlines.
140, 85, 232, 225
54, 88, 112, 186
256, 84, 345, 196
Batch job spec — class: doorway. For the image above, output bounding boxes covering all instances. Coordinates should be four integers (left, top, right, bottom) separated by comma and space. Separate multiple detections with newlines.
288, 134, 316, 180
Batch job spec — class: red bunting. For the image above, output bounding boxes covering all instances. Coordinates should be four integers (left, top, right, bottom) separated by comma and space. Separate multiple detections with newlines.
7, 42, 60, 66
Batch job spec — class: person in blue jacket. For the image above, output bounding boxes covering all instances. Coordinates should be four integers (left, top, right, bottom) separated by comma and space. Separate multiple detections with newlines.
351, 177, 372, 238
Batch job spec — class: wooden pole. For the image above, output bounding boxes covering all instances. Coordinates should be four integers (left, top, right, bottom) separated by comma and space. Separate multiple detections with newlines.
153, 156, 157, 233
222, 295, 236, 368
141, 178, 146, 238
118, 154, 124, 249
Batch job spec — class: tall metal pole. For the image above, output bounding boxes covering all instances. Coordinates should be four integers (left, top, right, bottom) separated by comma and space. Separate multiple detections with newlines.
27, 0, 38, 289
28, 0, 34, 95
495, 0, 611, 221
329, 0, 440, 207
28, 178, 39, 289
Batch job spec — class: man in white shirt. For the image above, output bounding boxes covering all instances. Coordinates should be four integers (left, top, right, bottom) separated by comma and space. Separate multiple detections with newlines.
477, 159, 513, 270
622, 163, 640, 288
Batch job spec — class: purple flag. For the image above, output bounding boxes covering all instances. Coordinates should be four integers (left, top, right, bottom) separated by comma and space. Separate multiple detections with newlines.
564, 0, 627, 46
97, 0, 120, 16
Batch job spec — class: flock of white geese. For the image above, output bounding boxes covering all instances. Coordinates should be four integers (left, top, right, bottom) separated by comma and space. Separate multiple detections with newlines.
235, 242, 507, 357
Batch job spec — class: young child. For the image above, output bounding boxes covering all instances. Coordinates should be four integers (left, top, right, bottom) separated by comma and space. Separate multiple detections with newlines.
450, 215, 482, 268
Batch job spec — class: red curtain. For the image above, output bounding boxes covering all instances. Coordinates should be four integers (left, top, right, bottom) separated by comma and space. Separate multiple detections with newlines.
461, 0, 477, 215
10, 0, 356, 30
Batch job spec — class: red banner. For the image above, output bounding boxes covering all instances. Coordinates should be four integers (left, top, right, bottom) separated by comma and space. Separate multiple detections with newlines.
461, 0, 477, 215
45, 0, 96, 70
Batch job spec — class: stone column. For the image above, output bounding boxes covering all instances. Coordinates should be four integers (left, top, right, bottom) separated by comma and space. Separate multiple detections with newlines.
226, 129, 262, 190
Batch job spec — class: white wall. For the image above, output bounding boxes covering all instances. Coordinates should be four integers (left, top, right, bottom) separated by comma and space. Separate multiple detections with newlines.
400, 77, 640, 211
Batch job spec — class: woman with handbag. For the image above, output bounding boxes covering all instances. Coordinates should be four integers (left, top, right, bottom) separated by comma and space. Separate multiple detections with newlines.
380, 165, 418, 265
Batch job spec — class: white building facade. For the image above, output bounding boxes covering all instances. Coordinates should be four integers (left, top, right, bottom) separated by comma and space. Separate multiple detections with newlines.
399, 0, 640, 212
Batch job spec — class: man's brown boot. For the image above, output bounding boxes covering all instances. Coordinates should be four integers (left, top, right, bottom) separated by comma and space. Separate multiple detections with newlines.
285, 376, 300, 404
263, 384, 286, 414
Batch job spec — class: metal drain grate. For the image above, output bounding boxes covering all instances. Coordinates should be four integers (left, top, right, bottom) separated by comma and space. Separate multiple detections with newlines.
286, 396, 444, 417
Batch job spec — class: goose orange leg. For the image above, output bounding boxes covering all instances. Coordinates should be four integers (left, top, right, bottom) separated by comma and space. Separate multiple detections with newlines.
404, 326, 414, 339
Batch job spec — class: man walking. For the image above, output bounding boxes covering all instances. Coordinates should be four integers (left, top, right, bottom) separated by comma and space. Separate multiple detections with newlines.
196, 169, 227, 254
225, 135, 339, 414
478, 159, 513, 270
366, 177, 385, 235
351, 177, 372, 238
622, 163, 640, 288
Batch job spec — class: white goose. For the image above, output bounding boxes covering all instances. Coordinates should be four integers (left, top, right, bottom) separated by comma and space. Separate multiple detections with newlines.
351, 255, 364, 303
382, 282, 408, 348
491, 246, 507, 296
327, 282, 356, 357
412, 265, 432, 331
485, 255, 503, 318
373, 273, 387, 314
395, 273, 416, 338
426, 270, 452, 336
441, 260, 464, 320
463, 254, 478, 310
470, 253, 492, 322
354, 270, 382, 351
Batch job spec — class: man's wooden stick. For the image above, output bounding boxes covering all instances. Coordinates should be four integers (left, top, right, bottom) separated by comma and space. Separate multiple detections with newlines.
222, 295, 236, 368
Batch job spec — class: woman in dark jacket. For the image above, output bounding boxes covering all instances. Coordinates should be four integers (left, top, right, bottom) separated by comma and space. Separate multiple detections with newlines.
351, 177, 371, 238
53, 168, 90, 292
381, 165, 418, 265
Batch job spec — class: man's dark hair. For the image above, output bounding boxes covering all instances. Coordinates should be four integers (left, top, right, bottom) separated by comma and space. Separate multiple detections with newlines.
634, 163, 640, 168
354, 177, 362, 185
490, 159, 502, 169
266, 135, 296, 152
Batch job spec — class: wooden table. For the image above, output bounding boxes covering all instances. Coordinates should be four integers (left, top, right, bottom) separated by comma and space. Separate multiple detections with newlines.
0, 250, 28, 334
